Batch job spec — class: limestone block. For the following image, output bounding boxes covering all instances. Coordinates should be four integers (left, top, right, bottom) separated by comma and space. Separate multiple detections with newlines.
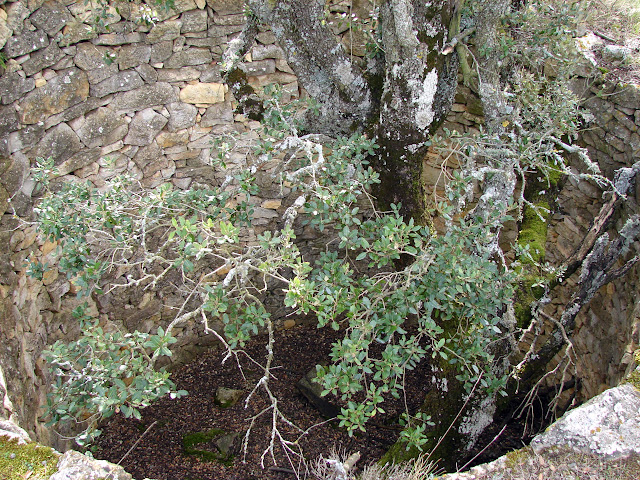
0, 71, 35, 105
199, 65, 222, 83
146, 20, 182, 43
59, 21, 96, 47
179, 82, 227, 104
165, 101, 195, 131
135, 63, 158, 83
73, 43, 118, 84
200, 100, 233, 127
77, 107, 128, 148
22, 42, 66, 76
3, 29, 48, 58
211, 13, 245, 25
0, 105, 19, 155
180, 9, 208, 33
117, 43, 151, 70
44, 96, 111, 130
156, 131, 189, 148
247, 72, 297, 91
251, 44, 285, 61
613, 84, 640, 110
531, 384, 640, 460
0, 17, 10, 50
154, 0, 197, 21
19, 68, 89, 124
90, 70, 144, 97
94, 32, 144, 46
256, 31, 276, 45
207, 23, 243, 38
50, 450, 132, 480
6, 1, 29, 35
241, 59, 275, 76
7, 124, 45, 154
164, 47, 212, 68
207, 0, 245, 15
124, 108, 168, 146
150, 40, 173, 63
112, 82, 178, 112
33, 123, 83, 166
157, 67, 201, 82
30, 1, 73, 36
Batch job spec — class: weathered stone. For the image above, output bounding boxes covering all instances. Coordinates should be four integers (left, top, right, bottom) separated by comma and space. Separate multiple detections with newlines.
0, 153, 28, 197
248, 72, 297, 91
90, 70, 144, 97
215, 386, 243, 408
157, 67, 201, 82
146, 20, 182, 43
179, 82, 226, 104
50, 450, 132, 480
0, 72, 35, 105
185, 37, 225, 49
240, 59, 275, 76
296, 368, 340, 418
74, 43, 118, 84
164, 48, 212, 68
6, 1, 29, 35
256, 31, 276, 45
613, 85, 640, 110
156, 131, 189, 148
199, 65, 222, 83
7, 123, 45, 154
118, 44, 151, 70
0, 106, 19, 156
59, 21, 96, 47
94, 32, 144, 46
77, 107, 128, 148
33, 123, 83, 166
30, 1, 73, 36
0, 17, 11, 51
22, 42, 66, 76
132, 141, 162, 167
251, 44, 285, 61
44, 96, 112, 130
206, 0, 245, 15
180, 9, 208, 33
211, 13, 245, 25
112, 82, 178, 112
3, 29, 48, 58
124, 108, 168, 146
167, 102, 197, 131
135, 63, 158, 83
201, 101, 233, 127
56, 148, 101, 176
207, 23, 243, 38
532, 384, 640, 460
19, 68, 89, 124
150, 40, 173, 63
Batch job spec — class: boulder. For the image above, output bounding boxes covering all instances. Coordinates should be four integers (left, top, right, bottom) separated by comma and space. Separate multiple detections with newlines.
33, 123, 83, 166
215, 387, 244, 408
50, 450, 132, 480
531, 384, 640, 460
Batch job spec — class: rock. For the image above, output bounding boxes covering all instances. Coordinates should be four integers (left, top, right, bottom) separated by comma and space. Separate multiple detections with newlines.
94, 32, 144, 46
157, 67, 201, 82
180, 83, 227, 104
156, 131, 188, 148
0, 106, 19, 155
44, 96, 111, 130
30, 1, 73, 36
164, 48, 213, 68
22, 42, 66, 77
150, 40, 173, 63
206, 0, 245, 15
135, 63, 158, 83
124, 108, 168, 146
77, 107, 128, 148
19, 68, 89, 124
180, 9, 208, 33
0, 17, 11, 51
146, 20, 182, 43
50, 450, 132, 480
118, 44, 152, 70
0, 72, 35, 105
215, 432, 239, 456
240, 59, 276, 76
602, 45, 632, 62
207, 23, 243, 38
59, 21, 96, 47
90, 70, 145, 97
215, 387, 243, 408
0, 419, 31, 444
167, 102, 198, 131
296, 368, 340, 419
56, 148, 102, 176
7, 123, 45, 154
200, 101, 233, 127
73, 43, 118, 84
251, 44, 285, 61
33, 123, 83, 166
3, 29, 48, 58
6, 1, 29, 35
531, 384, 640, 460
112, 82, 178, 112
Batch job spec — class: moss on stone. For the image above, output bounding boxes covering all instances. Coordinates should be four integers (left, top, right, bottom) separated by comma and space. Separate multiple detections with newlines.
0, 437, 59, 480
182, 428, 235, 465
517, 201, 550, 264
624, 350, 640, 391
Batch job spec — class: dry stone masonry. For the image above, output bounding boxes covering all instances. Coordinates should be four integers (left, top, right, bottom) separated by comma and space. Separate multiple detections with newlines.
0, 0, 639, 460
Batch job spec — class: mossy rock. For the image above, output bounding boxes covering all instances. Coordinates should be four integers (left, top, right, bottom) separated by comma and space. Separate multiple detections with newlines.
517, 201, 550, 265
0, 437, 60, 480
183, 428, 239, 465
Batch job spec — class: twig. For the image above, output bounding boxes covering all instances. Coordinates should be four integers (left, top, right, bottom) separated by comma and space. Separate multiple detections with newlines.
117, 420, 157, 465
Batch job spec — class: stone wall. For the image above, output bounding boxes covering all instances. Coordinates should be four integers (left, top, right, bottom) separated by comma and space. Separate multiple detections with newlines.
0, 0, 639, 451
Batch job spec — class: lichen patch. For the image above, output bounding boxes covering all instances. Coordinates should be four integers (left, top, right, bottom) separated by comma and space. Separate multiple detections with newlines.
414, 68, 438, 131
